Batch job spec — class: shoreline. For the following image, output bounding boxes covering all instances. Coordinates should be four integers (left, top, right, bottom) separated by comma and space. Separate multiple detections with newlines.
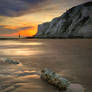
0, 37, 92, 40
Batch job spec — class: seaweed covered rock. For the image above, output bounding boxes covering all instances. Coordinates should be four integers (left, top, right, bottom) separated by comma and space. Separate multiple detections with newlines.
41, 68, 70, 90
1, 58, 20, 64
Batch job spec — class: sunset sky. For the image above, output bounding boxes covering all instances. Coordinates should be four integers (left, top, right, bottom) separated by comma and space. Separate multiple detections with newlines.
0, 0, 91, 38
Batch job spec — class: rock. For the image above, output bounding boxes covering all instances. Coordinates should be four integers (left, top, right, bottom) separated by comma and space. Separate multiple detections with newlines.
41, 68, 70, 90
1, 58, 20, 64
35, 2, 92, 38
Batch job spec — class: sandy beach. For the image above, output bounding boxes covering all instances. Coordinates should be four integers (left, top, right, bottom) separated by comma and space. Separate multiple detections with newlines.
0, 39, 92, 92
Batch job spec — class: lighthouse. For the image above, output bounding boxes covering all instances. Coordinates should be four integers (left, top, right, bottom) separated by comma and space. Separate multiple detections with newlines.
19, 33, 21, 38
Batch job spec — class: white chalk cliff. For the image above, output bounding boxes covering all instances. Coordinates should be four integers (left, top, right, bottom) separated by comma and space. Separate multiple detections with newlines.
35, 2, 92, 38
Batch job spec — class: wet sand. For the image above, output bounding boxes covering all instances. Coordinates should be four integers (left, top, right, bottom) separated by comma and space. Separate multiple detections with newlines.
0, 39, 92, 92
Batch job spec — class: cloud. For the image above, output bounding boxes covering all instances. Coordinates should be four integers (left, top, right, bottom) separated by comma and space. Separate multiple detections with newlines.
0, 0, 91, 17
0, 24, 37, 37
0, 0, 48, 17
0, 25, 19, 34
0, 24, 34, 32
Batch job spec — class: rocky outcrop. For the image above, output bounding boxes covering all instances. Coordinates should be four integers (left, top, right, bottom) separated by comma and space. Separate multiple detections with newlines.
41, 68, 70, 90
1, 58, 20, 64
35, 2, 92, 38
41, 68, 84, 92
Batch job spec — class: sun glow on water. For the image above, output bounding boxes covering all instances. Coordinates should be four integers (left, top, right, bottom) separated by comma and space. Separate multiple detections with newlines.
0, 41, 44, 56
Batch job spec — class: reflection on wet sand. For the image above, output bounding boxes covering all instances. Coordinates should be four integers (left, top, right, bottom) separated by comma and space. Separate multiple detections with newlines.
0, 63, 41, 92
0, 41, 43, 56
18, 75, 40, 79
0, 41, 43, 46
0, 48, 43, 56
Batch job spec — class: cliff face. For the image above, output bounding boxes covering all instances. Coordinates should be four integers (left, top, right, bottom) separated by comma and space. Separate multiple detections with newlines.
35, 2, 92, 38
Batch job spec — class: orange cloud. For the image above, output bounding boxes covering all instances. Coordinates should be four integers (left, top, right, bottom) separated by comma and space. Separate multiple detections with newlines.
0, 33, 18, 36
1, 22, 37, 29
19, 25, 38, 37
0, 25, 38, 37
19, 22, 37, 27
4, 26, 17, 29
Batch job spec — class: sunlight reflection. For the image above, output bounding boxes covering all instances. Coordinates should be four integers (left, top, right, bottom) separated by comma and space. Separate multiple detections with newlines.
15, 70, 36, 74
0, 41, 43, 46
0, 48, 43, 56
17, 63, 23, 66
18, 75, 40, 79
23, 70, 36, 73
17, 83, 42, 88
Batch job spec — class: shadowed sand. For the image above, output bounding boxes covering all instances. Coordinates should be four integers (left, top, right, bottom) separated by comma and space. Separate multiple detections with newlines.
0, 39, 92, 92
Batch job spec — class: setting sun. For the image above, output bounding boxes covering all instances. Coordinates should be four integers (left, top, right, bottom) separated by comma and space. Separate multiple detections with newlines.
0, 25, 38, 38
19, 25, 38, 37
